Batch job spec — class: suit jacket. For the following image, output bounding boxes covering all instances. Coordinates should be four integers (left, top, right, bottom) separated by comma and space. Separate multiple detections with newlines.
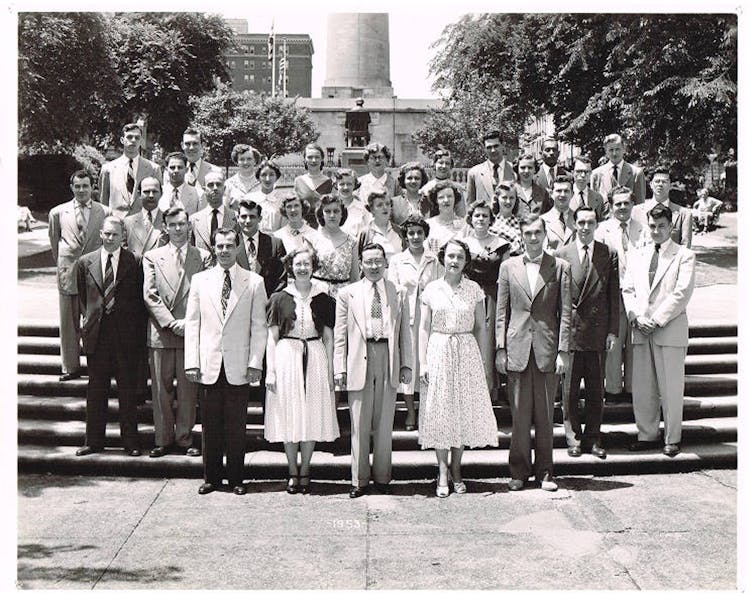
635, 199, 693, 248
333, 278, 413, 391
554, 241, 619, 351
236, 231, 287, 298
166, 159, 220, 189
513, 182, 554, 217
184, 265, 268, 385
75, 248, 146, 354
590, 160, 646, 204
541, 208, 576, 252
495, 252, 572, 373
48, 200, 108, 295
123, 210, 166, 262
189, 206, 238, 252
595, 217, 649, 282
99, 155, 162, 219
160, 182, 205, 215
570, 187, 609, 221
622, 241, 696, 347
143, 243, 209, 349
465, 160, 516, 206
533, 164, 569, 191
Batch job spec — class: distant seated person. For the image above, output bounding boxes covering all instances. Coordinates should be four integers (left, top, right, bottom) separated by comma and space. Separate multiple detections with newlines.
692, 188, 723, 233
18, 206, 36, 232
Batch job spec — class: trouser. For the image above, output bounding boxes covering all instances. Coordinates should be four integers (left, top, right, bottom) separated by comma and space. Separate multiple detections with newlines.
563, 350, 605, 448
348, 341, 396, 487
631, 339, 687, 445
605, 305, 634, 394
507, 350, 559, 481
149, 347, 197, 448
58, 293, 81, 374
200, 365, 249, 487
84, 313, 139, 450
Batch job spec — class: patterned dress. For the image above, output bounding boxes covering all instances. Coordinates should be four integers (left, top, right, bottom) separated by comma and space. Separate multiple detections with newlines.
264, 282, 339, 443
427, 216, 467, 254
224, 172, 260, 209
490, 214, 524, 255
418, 278, 499, 449
311, 232, 358, 297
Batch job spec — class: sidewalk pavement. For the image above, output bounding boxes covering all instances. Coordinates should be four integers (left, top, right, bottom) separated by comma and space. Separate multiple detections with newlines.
16, 471, 737, 590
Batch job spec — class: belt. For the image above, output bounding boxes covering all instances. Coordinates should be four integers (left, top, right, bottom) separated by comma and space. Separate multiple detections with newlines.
367, 338, 388, 344
280, 335, 321, 386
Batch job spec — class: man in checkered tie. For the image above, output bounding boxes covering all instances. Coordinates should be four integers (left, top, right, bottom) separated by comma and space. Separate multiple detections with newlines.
74, 216, 147, 457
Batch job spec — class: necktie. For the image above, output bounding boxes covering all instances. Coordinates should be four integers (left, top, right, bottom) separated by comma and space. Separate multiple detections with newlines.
75, 203, 87, 240
579, 190, 586, 207
171, 188, 179, 208
175, 246, 184, 270
221, 269, 231, 316
548, 167, 554, 189
620, 222, 629, 251
248, 237, 256, 258
371, 282, 383, 339
291, 227, 301, 236
649, 243, 660, 285
127, 158, 135, 195
582, 244, 591, 276
103, 254, 115, 314
187, 163, 196, 186
146, 210, 153, 226
492, 163, 500, 189
211, 208, 219, 241
612, 164, 619, 187
559, 211, 565, 228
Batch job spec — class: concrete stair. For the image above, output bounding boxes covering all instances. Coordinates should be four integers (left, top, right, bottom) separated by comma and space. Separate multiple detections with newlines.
17, 321, 738, 479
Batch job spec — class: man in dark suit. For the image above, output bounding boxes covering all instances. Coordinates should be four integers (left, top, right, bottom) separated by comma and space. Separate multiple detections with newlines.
495, 213, 572, 491
554, 206, 620, 459
143, 207, 209, 458
570, 157, 609, 221
236, 199, 287, 297
465, 130, 516, 206
590, 133, 646, 205
533, 137, 569, 191
540, 175, 576, 252
189, 170, 238, 254
48, 170, 108, 381
75, 216, 147, 457
635, 166, 693, 248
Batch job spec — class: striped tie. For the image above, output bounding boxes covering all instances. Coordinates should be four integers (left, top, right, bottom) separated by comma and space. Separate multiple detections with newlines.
127, 158, 135, 195
221, 269, 231, 317
103, 254, 115, 314
171, 188, 179, 208
75, 203, 87, 242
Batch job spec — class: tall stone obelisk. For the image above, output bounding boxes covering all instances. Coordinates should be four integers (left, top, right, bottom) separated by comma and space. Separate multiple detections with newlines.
321, 13, 394, 98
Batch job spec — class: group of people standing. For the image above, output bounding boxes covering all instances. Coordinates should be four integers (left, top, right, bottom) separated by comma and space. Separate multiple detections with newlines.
47, 123, 697, 497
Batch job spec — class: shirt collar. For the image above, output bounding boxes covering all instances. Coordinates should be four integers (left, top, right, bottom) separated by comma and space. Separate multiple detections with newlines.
364, 276, 386, 291
523, 251, 543, 265
74, 199, 92, 209
102, 247, 121, 267
576, 238, 594, 252
655, 237, 673, 254
612, 160, 625, 171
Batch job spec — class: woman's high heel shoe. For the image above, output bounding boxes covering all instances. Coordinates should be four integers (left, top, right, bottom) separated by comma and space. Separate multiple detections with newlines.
286, 476, 299, 495
449, 471, 467, 494
436, 474, 449, 498
299, 475, 311, 495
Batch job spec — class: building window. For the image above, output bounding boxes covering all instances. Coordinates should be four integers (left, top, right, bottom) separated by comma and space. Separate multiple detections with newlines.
227, 59, 236, 69
249, 46, 255, 54
244, 74, 255, 82
249, 62, 255, 70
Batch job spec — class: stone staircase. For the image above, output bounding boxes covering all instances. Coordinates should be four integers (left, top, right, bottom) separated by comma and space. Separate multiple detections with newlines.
17, 320, 737, 480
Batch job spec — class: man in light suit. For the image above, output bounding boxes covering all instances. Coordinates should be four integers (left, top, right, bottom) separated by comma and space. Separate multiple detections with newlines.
541, 175, 576, 252
635, 166, 693, 248
554, 206, 620, 459
189, 171, 238, 255
99, 122, 162, 219
162, 127, 220, 191
514, 153, 553, 217
465, 129, 516, 207
334, 243, 413, 498
75, 217, 147, 457
123, 177, 166, 262
48, 170, 109, 381
595, 186, 650, 400
533, 137, 569, 191
143, 207, 209, 458
622, 203, 696, 457
570, 157, 609, 221
590, 133, 646, 205
236, 199, 287, 299
496, 214, 571, 491
160, 152, 204, 215
185, 227, 268, 495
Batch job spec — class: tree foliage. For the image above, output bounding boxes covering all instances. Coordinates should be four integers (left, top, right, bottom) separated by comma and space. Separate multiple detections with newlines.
189, 84, 319, 168
415, 14, 737, 171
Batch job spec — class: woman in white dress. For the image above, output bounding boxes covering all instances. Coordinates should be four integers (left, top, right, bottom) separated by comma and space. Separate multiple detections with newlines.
274, 193, 318, 254
418, 239, 499, 497
224, 144, 262, 209
310, 194, 360, 298
247, 159, 285, 233
426, 181, 467, 254
265, 246, 339, 494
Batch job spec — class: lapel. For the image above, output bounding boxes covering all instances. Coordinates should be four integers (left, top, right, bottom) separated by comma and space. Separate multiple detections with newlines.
481, 164, 495, 198
196, 209, 212, 247
257, 232, 272, 260
567, 242, 585, 291
580, 242, 604, 302
115, 250, 132, 288
87, 250, 105, 293
173, 247, 201, 308
144, 211, 164, 252
532, 253, 555, 301
130, 215, 148, 249
207, 267, 224, 322
236, 234, 251, 270
223, 269, 249, 324
384, 280, 397, 337
156, 248, 181, 297
650, 242, 679, 294
350, 280, 368, 339
113, 156, 129, 203
511, 256, 533, 301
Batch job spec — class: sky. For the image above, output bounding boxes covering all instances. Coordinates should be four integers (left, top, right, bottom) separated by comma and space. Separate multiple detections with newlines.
226, 10, 468, 99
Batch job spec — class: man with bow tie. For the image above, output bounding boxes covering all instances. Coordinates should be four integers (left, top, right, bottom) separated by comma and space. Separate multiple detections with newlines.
48, 170, 109, 381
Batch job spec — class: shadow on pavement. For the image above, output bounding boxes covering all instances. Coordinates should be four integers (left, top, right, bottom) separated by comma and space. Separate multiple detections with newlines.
557, 477, 634, 491
18, 474, 153, 498
19, 250, 54, 270
18, 560, 184, 586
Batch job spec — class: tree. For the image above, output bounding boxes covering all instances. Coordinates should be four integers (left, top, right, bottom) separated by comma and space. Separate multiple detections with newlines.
189, 84, 319, 169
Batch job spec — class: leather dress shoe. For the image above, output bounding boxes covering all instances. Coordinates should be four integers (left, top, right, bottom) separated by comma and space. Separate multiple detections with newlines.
662, 443, 681, 457
233, 485, 247, 495
126, 448, 141, 457
349, 486, 366, 499
198, 482, 216, 495
373, 482, 391, 495
567, 445, 582, 457
75, 445, 101, 456
628, 440, 660, 452
539, 474, 558, 492
59, 372, 81, 382
185, 447, 201, 457
149, 446, 169, 458
591, 445, 607, 459
508, 479, 524, 491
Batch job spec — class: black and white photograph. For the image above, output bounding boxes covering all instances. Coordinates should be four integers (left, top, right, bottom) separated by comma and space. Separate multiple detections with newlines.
5, 0, 748, 590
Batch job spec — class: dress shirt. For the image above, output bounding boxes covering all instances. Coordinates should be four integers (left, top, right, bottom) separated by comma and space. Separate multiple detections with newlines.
611, 160, 625, 180
363, 277, 388, 339
172, 242, 187, 266
367, 221, 403, 261
159, 182, 187, 211
575, 238, 594, 264
126, 154, 140, 178
101, 247, 121, 279
523, 252, 543, 294
242, 230, 260, 263
216, 262, 240, 294
575, 185, 589, 207
142, 207, 159, 226
75, 199, 92, 227
655, 236, 674, 259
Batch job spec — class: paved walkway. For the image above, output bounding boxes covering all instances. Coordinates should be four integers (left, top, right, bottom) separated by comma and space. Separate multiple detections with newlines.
16, 471, 738, 590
